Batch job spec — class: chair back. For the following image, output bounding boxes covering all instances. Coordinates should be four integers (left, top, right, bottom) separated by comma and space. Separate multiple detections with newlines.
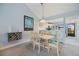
30, 31, 40, 42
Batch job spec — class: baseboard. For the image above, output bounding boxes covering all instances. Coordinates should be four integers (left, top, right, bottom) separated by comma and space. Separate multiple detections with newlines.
63, 42, 79, 47
0, 39, 31, 51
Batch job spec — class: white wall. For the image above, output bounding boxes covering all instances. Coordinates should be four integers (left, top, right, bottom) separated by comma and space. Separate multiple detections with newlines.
0, 3, 39, 46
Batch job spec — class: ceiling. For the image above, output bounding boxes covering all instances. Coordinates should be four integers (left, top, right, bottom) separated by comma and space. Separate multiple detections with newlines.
26, 3, 79, 19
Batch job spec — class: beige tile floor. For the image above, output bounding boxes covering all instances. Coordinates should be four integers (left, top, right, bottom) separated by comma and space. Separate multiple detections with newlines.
0, 42, 79, 56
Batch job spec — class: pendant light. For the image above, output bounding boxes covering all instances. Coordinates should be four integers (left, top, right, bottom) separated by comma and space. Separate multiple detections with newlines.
39, 3, 47, 30
40, 3, 46, 23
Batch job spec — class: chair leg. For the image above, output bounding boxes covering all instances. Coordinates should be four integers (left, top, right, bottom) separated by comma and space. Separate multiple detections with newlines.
33, 43, 35, 51
47, 47, 50, 56
57, 47, 59, 56
38, 45, 40, 54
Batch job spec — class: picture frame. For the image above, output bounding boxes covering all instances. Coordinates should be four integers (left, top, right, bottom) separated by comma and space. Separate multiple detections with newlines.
24, 15, 34, 31
66, 23, 75, 37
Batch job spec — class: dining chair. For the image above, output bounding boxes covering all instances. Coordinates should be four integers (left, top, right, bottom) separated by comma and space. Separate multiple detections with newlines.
48, 30, 63, 56
30, 31, 41, 54
39, 31, 52, 55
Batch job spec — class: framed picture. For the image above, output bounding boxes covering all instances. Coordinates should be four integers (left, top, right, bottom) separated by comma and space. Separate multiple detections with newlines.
24, 15, 34, 31
66, 23, 75, 37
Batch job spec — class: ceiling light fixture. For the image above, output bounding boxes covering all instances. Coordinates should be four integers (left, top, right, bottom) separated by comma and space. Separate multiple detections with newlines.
39, 3, 48, 30
40, 3, 46, 23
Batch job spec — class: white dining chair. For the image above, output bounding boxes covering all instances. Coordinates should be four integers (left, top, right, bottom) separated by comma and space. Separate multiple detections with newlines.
39, 31, 52, 55
48, 30, 63, 56
30, 31, 41, 54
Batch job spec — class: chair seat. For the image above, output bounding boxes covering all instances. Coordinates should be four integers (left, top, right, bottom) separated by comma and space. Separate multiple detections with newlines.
49, 43, 57, 48
49, 41, 63, 49
49, 39, 57, 44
